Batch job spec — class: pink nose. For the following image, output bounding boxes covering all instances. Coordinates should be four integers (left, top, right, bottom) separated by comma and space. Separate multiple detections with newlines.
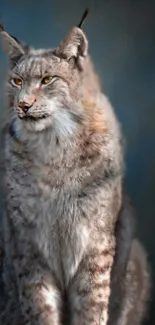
18, 99, 36, 113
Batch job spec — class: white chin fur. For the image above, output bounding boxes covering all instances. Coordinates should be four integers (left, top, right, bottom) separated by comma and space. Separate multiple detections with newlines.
23, 116, 53, 132
53, 109, 77, 138
14, 101, 77, 139
22, 109, 77, 136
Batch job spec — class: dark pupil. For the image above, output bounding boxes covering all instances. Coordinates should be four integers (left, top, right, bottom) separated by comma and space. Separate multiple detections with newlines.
43, 77, 50, 83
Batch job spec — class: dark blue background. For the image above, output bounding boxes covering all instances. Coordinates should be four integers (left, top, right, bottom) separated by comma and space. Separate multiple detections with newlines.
0, 0, 155, 323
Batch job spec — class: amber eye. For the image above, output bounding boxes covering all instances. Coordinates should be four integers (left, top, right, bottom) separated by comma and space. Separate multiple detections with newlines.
11, 78, 22, 86
41, 76, 53, 85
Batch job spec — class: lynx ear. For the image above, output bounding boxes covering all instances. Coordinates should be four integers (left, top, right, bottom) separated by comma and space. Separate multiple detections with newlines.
0, 22, 25, 61
1, 31, 25, 59
55, 27, 88, 70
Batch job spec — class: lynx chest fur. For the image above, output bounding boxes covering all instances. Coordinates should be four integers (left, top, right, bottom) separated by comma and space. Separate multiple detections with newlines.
5, 108, 122, 289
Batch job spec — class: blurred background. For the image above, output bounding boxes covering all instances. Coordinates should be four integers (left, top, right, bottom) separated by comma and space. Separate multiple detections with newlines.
0, 0, 155, 323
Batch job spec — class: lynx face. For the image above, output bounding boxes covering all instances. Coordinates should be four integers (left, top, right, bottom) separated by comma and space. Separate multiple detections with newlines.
7, 52, 82, 134
1, 27, 88, 136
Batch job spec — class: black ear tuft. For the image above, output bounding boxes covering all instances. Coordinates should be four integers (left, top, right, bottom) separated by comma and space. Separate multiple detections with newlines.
0, 21, 5, 32
54, 9, 90, 70
77, 8, 89, 29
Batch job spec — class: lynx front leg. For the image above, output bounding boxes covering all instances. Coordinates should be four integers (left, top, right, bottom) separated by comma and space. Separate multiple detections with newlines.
69, 241, 115, 325
14, 257, 62, 325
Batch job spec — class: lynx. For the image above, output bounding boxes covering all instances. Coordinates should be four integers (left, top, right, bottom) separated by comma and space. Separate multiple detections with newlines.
0, 20, 150, 325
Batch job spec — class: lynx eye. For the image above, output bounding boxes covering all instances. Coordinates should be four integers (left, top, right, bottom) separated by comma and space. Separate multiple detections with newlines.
11, 78, 22, 86
41, 76, 53, 85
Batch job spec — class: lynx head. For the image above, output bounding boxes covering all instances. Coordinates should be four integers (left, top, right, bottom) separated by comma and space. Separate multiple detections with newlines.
0, 23, 90, 138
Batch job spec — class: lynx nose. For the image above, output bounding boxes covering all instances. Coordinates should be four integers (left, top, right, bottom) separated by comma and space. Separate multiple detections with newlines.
18, 98, 36, 113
